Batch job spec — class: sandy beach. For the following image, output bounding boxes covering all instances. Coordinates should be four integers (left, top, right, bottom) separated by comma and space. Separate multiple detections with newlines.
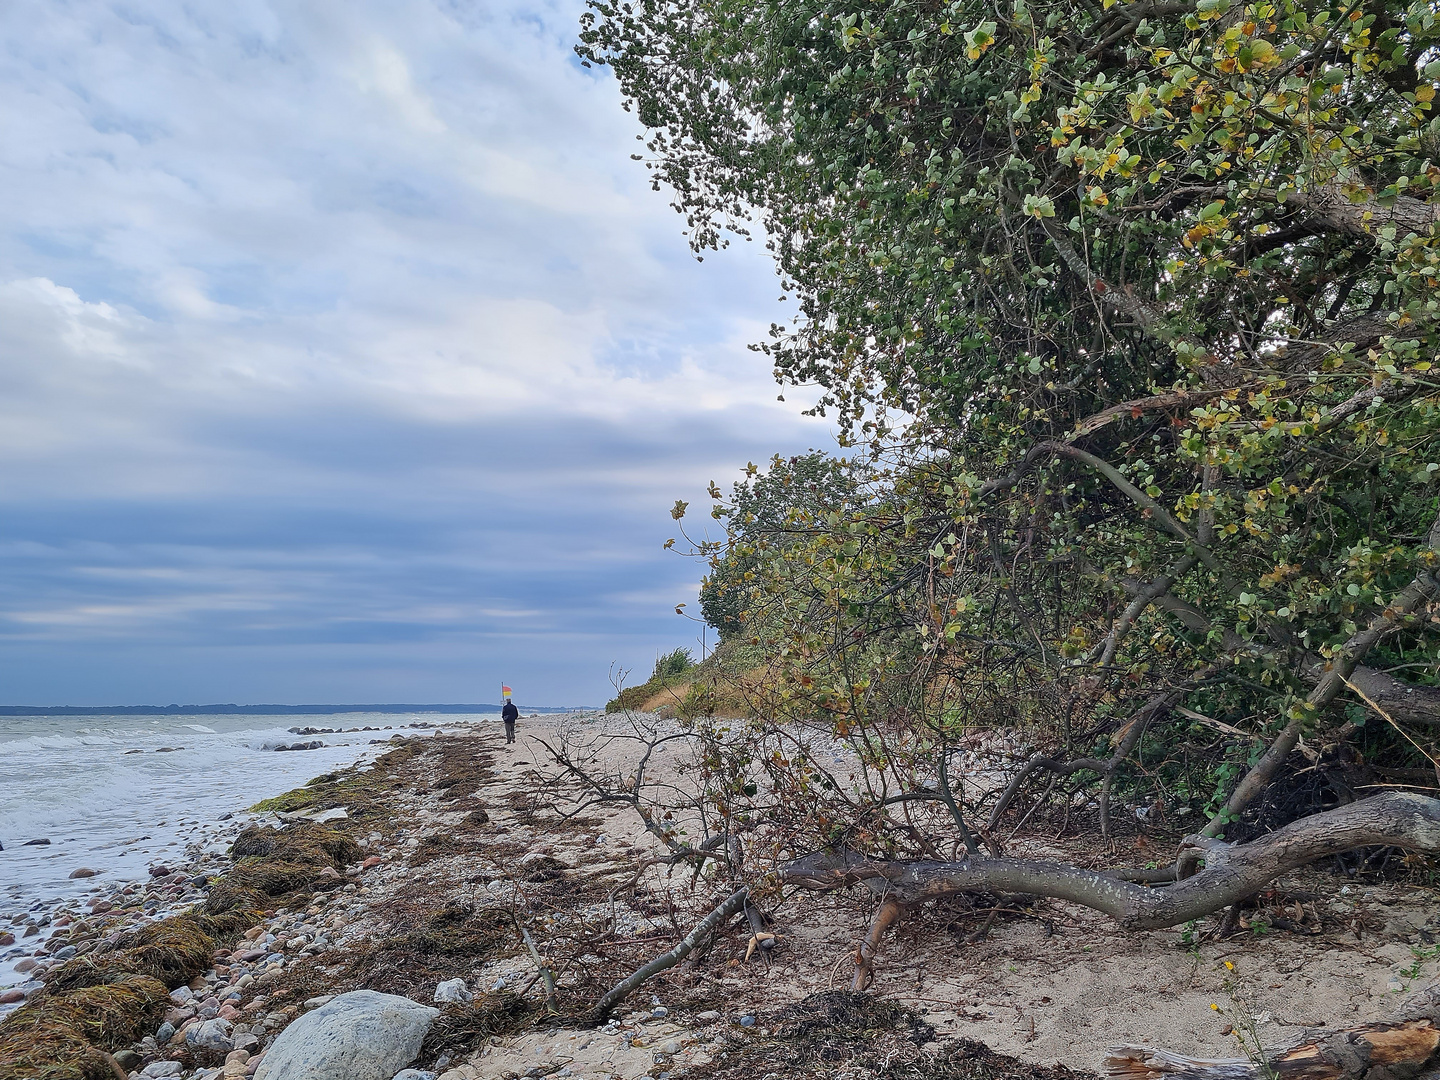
2, 711, 1437, 1080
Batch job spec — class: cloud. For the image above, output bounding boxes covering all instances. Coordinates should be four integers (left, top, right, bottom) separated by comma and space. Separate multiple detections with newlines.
0, 0, 828, 705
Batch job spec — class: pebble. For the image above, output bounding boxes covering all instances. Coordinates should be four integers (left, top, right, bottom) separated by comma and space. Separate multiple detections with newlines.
68, 868, 98, 879
738, 1015, 756, 1027
695, 1010, 721, 1022
0, 989, 27, 1004
187, 1017, 235, 1051
21, 839, 50, 846
0, 933, 13, 947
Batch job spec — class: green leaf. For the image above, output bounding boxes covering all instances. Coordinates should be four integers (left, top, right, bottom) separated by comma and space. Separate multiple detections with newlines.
1022, 194, 1056, 218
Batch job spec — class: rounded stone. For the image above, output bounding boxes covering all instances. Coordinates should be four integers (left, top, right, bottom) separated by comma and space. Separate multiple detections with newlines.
254, 990, 438, 1080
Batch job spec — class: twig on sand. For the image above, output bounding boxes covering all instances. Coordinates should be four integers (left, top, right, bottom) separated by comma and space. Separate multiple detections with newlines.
518, 923, 557, 1009
591, 887, 750, 1020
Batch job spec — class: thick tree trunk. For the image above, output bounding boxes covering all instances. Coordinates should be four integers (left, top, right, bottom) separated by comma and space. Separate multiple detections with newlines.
1106, 983, 1440, 1080
783, 792, 1440, 933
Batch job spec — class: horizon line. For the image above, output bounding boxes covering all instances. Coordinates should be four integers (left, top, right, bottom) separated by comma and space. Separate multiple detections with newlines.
0, 702, 596, 716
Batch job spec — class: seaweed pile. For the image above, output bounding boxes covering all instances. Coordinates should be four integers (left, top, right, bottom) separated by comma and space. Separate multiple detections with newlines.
688, 992, 1097, 1080
247, 738, 426, 824
0, 817, 363, 1080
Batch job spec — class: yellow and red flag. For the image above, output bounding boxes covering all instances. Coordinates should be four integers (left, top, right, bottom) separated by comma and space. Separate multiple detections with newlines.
501, 685, 512, 699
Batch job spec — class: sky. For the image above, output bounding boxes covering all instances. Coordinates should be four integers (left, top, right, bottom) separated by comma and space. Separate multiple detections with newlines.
0, 0, 827, 707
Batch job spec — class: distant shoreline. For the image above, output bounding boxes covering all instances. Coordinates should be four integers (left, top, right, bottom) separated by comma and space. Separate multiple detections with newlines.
0, 702, 591, 717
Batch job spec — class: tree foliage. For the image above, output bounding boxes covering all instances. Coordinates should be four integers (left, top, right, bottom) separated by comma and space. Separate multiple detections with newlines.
582, 0, 1440, 852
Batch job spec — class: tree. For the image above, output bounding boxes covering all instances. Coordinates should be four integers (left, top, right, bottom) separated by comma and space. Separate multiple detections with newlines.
699, 452, 859, 638
580, 0, 1440, 988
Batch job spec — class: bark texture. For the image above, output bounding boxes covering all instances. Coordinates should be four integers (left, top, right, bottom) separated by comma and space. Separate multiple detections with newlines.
1106, 982, 1440, 1080
783, 792, 1440, 931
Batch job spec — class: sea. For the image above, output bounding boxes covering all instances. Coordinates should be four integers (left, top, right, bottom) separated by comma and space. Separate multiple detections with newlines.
0, 709, 504, 994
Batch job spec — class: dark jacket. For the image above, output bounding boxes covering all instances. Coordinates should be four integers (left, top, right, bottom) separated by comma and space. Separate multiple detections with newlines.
501, 701, 519, 723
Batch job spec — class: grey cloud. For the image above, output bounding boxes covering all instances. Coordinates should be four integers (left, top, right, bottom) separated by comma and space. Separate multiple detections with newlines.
0, 1, 825, 704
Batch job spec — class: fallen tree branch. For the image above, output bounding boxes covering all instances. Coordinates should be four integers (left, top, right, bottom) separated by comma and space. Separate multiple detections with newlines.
783, 792, 1440, 988
1106, 981, 1440, 1080
852, 896, 904, 991
590, 887, 750, 1020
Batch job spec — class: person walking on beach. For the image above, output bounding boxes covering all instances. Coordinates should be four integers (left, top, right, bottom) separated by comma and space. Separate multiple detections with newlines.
501, 698, 519, 744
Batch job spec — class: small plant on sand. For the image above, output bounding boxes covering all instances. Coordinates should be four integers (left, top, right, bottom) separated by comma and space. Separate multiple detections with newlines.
1401, 943, 1440, 982
1210, 962, 1278, 1080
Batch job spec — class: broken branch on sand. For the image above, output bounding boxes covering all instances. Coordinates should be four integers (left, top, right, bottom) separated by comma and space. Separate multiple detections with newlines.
590, 887, 750, 1020
783, 792, 1440, 985
1106, 983, 1440, 1080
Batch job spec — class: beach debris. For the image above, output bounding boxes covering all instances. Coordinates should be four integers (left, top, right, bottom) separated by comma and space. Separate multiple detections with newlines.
253, 990, 439, 1080
0, 972, 171, 1079
433, 979, 471, 1005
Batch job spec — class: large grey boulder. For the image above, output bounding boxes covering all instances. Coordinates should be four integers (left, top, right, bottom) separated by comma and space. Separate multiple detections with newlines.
254, 990, 439, 1080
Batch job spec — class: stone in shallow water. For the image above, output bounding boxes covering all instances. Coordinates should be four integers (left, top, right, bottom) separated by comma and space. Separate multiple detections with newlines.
254, 990, 438, 1080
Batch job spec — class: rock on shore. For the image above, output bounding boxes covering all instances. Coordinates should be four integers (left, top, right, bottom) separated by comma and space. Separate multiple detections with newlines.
253, 990, 438, 1080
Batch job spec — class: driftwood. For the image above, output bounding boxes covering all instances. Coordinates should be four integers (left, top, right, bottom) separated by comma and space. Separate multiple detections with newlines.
782, 792, 1440, 985
590, 887, 750, 1019
1106, 983, 1440, 1080
785, 792, 1440, 929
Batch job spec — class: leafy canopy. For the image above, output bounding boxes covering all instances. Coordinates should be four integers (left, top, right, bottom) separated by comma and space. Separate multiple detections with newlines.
584, 0, 1440, 848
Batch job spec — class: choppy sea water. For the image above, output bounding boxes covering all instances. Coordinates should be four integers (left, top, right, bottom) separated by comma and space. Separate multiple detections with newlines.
0, 710, 500, 991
